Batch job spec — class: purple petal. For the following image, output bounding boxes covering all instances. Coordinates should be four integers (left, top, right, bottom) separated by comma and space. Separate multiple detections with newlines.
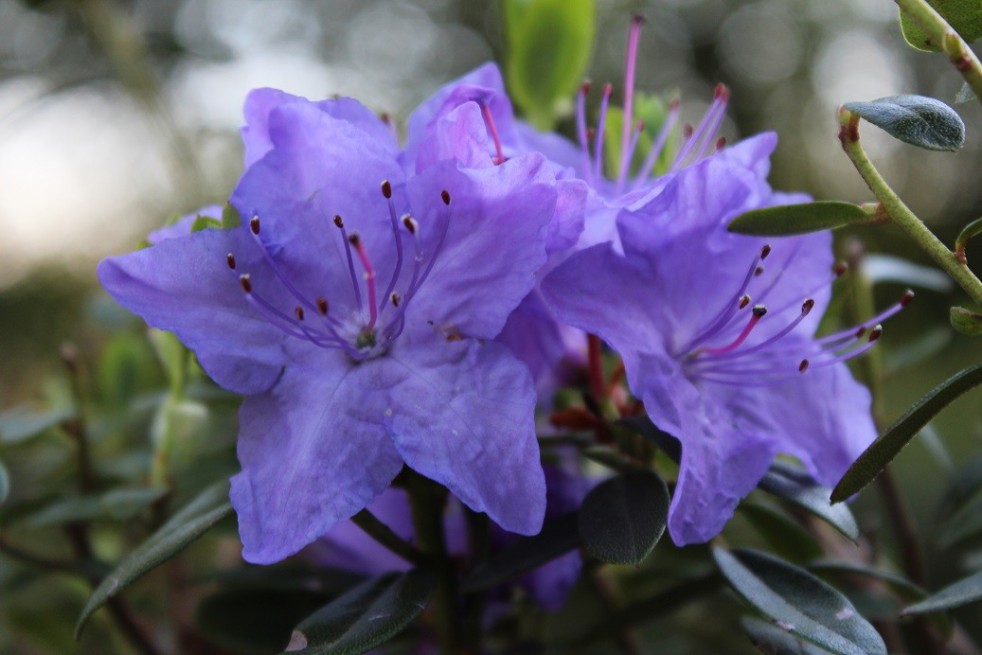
231, 364, 404, 564
98, 228, 292, 394
405, 156, 555, 340
381, 335, 546, 535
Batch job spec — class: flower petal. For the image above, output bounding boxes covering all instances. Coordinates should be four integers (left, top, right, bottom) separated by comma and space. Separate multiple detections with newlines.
381, 335, 546, 535
97, 228, 291, 394
231, 365, 404, 564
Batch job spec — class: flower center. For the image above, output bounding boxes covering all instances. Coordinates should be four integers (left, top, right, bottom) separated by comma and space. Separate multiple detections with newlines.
227, 183, 452, 362
677, 243, 912, 387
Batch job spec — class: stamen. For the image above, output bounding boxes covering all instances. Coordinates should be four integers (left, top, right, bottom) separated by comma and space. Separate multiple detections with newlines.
294, 306, 304, 321
834, 261, 849, 277
391, 292, 401, 307
250, 216, 261, 235
480, 103, 506, 165
593, 83, 613, 183
239, 273, 252, 293
739, 294, 751, 309
634, 98, 681, 183
670, 84, 730, 172
618, 14, 645, 187
577, 82, 592, 179
700, 304, 767, 356
715, 137, 726, 152
226, 253, 236, 270
814, 290, 912, 347
316, 297, 329, 315
379, 181, 405, 322
334, 214, 363, 310
402, 215, 418, 234
693, 299, 814, 365
349, 232, 379, 331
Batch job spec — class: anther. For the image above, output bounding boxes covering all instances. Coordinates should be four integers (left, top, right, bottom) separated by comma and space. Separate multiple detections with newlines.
760, 244, 771, 260
587, 127, 596, 141
381, 180, 392, 199
239, 274, 252, 293
868, 324, 883, 342
752, 304, 767, 318
802, 299, 815, 314
715, 137, 727, 151
316, 297, 329, 315
754, 266, 764, 277
333, 215, 344, 228
348, 233, 361, 247
581, 81, 592, 95
294, 306, 305, 321
833, 261, 849, 277
855, 326, 867, 338
391, 293, 401, 307
602, 82, 613, 97
402, 215, 418, 234
683, 124, 694, 138
714, 83, 731, 101
441, 190, 451, 206
799, 359, 809, 373
226, 253, 236, 270
900, 289, 914, 307
250, 216, 261, 235
739, 294, 751, 309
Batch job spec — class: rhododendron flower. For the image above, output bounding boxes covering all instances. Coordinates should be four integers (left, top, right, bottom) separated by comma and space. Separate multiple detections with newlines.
99, 91, 556, 563
542, 136, 890, 545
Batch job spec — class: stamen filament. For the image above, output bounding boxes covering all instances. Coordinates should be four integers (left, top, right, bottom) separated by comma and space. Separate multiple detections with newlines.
349, 234, 379, 331
593, 83, 613, 183
480, 103, 506, 165
699, 304, 767, 355
334, 215, 363, 311
634, 99, 680, 184
618, 14, 645, 188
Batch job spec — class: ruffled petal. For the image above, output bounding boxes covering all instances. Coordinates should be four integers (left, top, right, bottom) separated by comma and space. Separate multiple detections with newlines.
381, 334, 546, 535
230, 364, 404, 564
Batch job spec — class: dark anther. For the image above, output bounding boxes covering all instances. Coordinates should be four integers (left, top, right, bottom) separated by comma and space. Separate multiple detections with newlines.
239, 274, 252, 293
602, 82, 613, 96
683, 124, 694, 138
250, 216, 261, 235
333, 215, 344, 228
580, 80, 592, 95
226, 253, 236, 270
381, 180, 392, 199
855, 326, 867, 338
760, 244, 771, 260
798, 359, 809, 373
294, 306, 305, 321
391, 293, 401, 307
316, 297, 329, 315
802, 299, 815, 314
715, 137, 727, 150
900, 289, 915, 307
739, 294, 751, 309
402, 215, 417, 234
348, 232, 361, 247
868, 325, 883, 342
833, 261, 849, 277
752, 304, 767, 318
441, 190, 451, 206
586, 127, 596, 141
754, 266, 764, 277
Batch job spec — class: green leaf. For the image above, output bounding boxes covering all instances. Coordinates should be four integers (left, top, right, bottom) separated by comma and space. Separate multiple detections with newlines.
904, 570, 982, 614
809, 560, 927, 601
741, 616, 837, 654
843, 95, 965, 151
76, 481, 233, 637
937, 486, 982, 547
191, 216, 222, 232
0, 459, 9, 507
900, 0, 982, 51
578, 469, 669, 565
758, 462, 859, 541
728, 202, 874, 236
861, 253, 953, 292
221, 201, 241, 228
738, 503, 823, 563
504, 0, 595, 129
0, 405, 74, 445
832, 364, 982, 502
462, 511, 579, 592
27, 487, 168, 527
714, 548, 887, 655
282, 568, 435, 654
950, 306, 982, 335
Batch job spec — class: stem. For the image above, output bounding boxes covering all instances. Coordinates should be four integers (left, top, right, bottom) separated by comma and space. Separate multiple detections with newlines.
837, 110, 982, 305
894, 0, 982, 102
587, 334, 606, 403
351, 509, 426, 565
406, 472, 461, 654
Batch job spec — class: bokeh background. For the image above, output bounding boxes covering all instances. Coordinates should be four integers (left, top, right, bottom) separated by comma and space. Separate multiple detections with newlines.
2, 0, 982, 652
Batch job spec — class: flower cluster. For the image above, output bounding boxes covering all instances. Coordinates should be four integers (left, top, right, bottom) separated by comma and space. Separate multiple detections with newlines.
99, 16, 887, 604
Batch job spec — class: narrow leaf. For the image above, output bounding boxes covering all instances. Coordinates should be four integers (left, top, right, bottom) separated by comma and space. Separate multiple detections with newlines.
283, 568, 435, 655
0, 459, 9, 507
0, 405, 74, 445
728, 202, 873, 236
462, 511, 579, 593
714, 548, 887, 655
578, 469, 669, 565
221, 201, 241, 228
741, 616, 837, 654
76, 481, 233, 636
904, 570, 982, 614
951, 306, 982, 336
900, 0, 982, 52
28, 487, 168, 528
864, 254, 953, 293
938, 486, 982, 547
843, 95, 965, 151
758, 462, 859, 541
832, 364, 982, 502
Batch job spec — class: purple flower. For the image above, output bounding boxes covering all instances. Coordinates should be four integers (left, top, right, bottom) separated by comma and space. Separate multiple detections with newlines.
99, 91, 556, 563
146, 204, 224, 245
541, 137, 892, 546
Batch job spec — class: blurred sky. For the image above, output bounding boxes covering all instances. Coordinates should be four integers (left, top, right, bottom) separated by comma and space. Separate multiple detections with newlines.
0, 0, 980, 290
